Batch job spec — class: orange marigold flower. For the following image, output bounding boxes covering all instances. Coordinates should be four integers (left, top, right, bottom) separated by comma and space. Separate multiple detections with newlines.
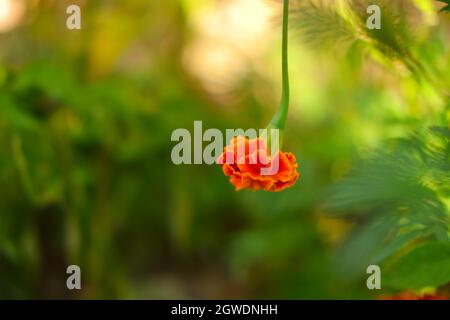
379, 291, 448, 300
216, 136, 299, 192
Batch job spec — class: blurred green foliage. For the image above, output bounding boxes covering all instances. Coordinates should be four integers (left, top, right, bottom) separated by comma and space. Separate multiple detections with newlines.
0, 0, 449, 299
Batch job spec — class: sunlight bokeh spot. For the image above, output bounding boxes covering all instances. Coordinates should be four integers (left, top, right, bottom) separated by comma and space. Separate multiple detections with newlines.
0, 0, 25, 33
183, 0, 275, 95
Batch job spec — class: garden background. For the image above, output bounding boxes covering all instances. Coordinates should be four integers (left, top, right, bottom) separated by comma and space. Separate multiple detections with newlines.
0, 0, 449, 299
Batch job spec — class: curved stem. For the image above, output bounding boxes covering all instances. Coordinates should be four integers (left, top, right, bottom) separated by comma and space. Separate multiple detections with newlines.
269, 0, 290, 131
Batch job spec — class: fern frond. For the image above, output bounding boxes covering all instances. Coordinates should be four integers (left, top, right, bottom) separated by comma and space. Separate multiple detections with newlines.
292, 0, 429, 79
328, 128, 450, 275
290, 0, 356, 48
329, 130, 450, 242
437, 0, 450, 12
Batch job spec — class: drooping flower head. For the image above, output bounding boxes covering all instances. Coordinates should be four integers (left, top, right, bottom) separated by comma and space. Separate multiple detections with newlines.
217, 136, 299, 192
217, 0, 299, 192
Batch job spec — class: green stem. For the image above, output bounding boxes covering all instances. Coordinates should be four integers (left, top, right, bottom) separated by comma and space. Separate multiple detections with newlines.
268, 0, 290, 131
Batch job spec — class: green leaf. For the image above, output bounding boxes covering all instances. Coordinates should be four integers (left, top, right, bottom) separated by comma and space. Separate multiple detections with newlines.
384, 242, 450, 289
437, 0, 450, 12
373, 229, 425, 263
0, 94, 39, 131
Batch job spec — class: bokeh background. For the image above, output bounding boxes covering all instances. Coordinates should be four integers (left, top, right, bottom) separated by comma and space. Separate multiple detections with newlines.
0, 0, 449, 299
